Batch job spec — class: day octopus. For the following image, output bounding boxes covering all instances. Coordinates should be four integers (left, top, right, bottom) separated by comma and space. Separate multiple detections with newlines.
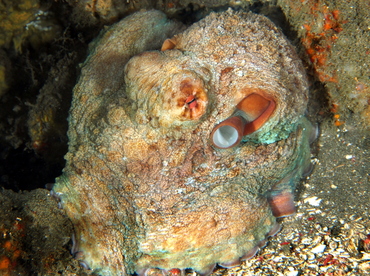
53, 9, 316, 276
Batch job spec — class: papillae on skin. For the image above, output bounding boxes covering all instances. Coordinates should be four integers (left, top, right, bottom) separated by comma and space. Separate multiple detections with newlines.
54, 9, 311, 275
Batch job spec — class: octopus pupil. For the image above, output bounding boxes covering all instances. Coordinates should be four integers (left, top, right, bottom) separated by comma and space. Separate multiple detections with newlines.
187, 97, 196, 105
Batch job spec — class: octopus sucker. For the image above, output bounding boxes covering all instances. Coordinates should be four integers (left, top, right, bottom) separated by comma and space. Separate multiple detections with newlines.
53, 8, 313, 276
267, 189, 297, 218
210, 92, 277, 148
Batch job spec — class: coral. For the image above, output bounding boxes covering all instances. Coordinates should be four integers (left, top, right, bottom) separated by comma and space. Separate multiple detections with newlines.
298, 4, 347, 84
27, 54, 78, 160
53, 9, 313, 275
0, 189, 74, 275
0, 50, 10, 98
0, 0, 61, 52
278, 0, 370, 127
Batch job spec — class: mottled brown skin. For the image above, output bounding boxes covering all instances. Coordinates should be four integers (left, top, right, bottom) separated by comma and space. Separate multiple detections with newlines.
54, 9, 311, 275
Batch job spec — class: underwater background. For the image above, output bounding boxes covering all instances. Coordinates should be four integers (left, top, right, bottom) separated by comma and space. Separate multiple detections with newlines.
0, 0, 369, 275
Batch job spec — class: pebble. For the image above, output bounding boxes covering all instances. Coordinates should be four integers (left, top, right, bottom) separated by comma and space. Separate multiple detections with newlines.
301, 237, 312, 245
359, 262, 370, 271
286, 269, 298, 276
304, 196, 322, 206
307, 253, 316, 260
361, 253, 370, 261
310, 244, 326, 254
329, 241, 338, 250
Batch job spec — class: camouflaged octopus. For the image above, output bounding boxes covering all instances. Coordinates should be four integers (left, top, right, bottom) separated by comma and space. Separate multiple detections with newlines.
53, 9, 315, 276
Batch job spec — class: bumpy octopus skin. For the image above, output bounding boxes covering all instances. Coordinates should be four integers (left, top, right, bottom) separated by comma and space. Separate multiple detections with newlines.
53, 9, 314, 276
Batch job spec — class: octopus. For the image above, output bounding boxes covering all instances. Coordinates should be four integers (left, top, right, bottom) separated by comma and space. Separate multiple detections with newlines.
53, 9, 315, 276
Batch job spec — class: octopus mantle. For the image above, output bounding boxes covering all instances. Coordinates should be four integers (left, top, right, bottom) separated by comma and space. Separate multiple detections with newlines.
54, 9, 312, 276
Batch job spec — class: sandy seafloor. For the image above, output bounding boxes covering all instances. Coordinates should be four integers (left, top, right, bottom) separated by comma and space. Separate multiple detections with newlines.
0, 0, 369, 275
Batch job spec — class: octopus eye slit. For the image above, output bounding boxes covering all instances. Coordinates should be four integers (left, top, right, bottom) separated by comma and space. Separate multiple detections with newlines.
185, 95, 197, 109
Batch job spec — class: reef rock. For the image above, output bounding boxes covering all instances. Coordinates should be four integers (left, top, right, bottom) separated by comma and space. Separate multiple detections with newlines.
53, 9, 313, 276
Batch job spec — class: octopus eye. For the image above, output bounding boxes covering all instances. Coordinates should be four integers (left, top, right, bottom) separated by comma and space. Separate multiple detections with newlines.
185, 95, 197, 109
172, 77, 207, 121
211, 93, 276, 149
